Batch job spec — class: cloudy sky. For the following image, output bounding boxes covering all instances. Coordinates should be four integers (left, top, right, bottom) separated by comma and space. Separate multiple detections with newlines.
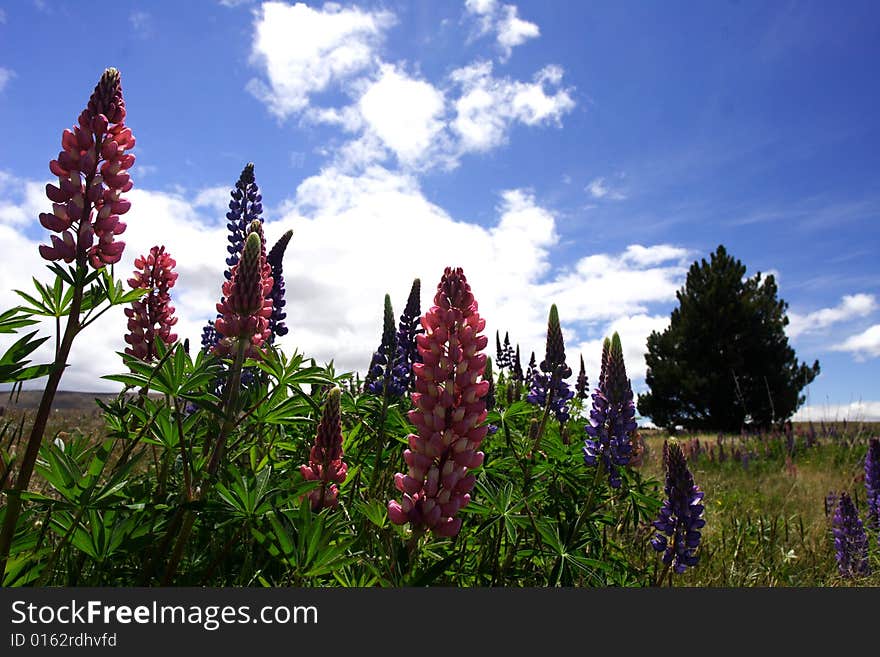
0, 0, 878, 422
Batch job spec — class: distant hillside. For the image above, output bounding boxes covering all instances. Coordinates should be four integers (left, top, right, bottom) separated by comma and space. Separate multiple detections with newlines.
0, 391, 123, 413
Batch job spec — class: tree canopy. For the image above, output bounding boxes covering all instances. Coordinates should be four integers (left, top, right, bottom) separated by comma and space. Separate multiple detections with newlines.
637, 245, 820, 432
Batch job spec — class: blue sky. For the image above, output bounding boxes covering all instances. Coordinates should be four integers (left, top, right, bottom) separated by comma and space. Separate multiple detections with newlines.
0, 0, 878, 422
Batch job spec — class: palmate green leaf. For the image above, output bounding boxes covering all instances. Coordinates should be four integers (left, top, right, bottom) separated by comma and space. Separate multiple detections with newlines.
355, 500, 388, 529
0, 331, 49, 370
0, 307, 40, 333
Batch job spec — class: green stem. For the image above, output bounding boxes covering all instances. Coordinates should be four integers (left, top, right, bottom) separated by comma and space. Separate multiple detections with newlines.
0, 262, 86, 581
160, 339, 247, 585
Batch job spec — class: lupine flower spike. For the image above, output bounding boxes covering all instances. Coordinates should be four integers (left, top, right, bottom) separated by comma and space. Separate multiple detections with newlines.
300, 387, 348, 510
495, 331, 508, 371
124, 246, 178, 361
865, 438, 880, 529
525, 351, 537, 390
832, 492, 871, 578
392, 278, 424, 393
266, 229, 293, 343
651, 440, 705, 577
526, 304, 574, 429
40, 67, 135, 268
512, 345, 523, 382
576, 354, 588, 400
387, 267, 489, 538
212, 224, 273, 360
502, 332, 515, 371
484, 357, 496, 412
364, 294, 406, 398
224, 163, 263, 280
583, 333, 638, 488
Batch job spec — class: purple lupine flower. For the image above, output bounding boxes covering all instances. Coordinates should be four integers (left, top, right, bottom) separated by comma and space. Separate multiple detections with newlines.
224, 163, 263, 281
864, 438, 880, 529
40, 67, 134, 268
526, 304, 574, 424
583, 333, 638, 488
511, 344, 523, 383
266, 229, 293, 343
502, 332, 515, 372
364, 294, 407, 398
123, 246, 178, 361
524, 351, 537, 390
651, 440, 705, 574
832, 491, 871, 578
387, 267, 489, 538
300, 387, 348, 511
575, 354, 588, 400
391, 278, 424, 393
495, 331, 509, 371
200, 320, 219, 353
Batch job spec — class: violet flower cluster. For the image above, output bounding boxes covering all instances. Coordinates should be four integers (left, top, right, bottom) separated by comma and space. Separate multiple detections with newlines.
266, 229, 293, 343
224, 163, 263, 280
391, 278, 424, 393
364, 294, 407, 399
123, 246, 178, 361
212, 223, 273, 361
575, 354, 588, 400
387, 267, 490, 538
300, 387, 348, 510
865, 437, 880, 529
40, 68, 135, 269
526, 304, 574, 425
583, 333, 637, 488
650, 440, 705, 574
832, 491, 871, 578
524, 351, 537, 390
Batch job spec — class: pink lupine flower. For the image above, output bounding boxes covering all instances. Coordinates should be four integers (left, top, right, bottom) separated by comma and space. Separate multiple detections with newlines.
387, 267, 489, 538
300, 387, 348, 510
123, 245, 179, 361
39, 67, 135, 268
212, 221, 273, 360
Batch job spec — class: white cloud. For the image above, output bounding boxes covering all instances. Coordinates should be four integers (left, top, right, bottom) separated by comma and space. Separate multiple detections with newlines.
464, 1, 539, 61
787, 293, 877, 339
587, 176, 626, 200
832, 324, 880, 360
792, 400, 880, 423
495, 5, 540, 61
0, 67, 13, 92
0, 170, 688, 397
0, 185, 235, 392
450, 61, 575, 154
357, 64, 449, 168
0, 171, 52, 227
193, 185, 235, 214
247, 1, 395, 119
575, 314, 670, 388
622, 244, 691, 268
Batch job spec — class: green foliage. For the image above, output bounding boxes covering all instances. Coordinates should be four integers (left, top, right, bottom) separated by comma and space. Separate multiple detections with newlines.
638, 244, 820, 431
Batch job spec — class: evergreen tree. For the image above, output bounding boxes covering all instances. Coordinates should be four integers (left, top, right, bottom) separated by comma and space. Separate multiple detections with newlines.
638, 245, 819, 431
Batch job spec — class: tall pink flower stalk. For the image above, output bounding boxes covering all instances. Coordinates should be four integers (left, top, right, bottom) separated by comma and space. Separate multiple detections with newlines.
124, 245, 178, 361
39, 67, 135, 268
0, 68, 135, 577
301, 387, 348, 510
212, 221, 273, 361
388, 267, 489, 538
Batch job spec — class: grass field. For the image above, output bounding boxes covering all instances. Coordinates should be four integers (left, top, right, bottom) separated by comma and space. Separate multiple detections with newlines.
2, 389, 878, 587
